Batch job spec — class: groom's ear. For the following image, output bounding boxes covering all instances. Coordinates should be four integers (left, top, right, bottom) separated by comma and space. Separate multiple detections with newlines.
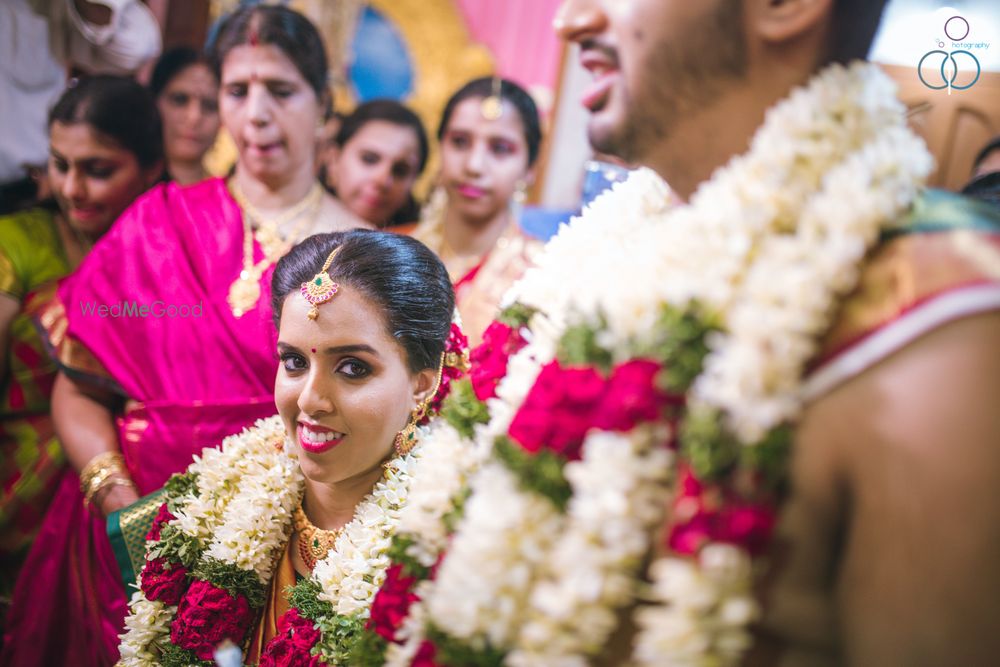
746, 0, 835, 45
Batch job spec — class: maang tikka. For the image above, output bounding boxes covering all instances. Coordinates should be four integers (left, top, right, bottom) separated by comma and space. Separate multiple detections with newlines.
300, 246, 343, 320
480, 76, 504, 121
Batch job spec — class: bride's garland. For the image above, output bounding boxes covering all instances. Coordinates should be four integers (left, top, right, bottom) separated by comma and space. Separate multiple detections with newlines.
117, 418, 446, 667
379, 62, 934, 665
119, 323, 471, 667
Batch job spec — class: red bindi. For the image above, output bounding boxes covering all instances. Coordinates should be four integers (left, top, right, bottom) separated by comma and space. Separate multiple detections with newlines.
311, 348, 317, 353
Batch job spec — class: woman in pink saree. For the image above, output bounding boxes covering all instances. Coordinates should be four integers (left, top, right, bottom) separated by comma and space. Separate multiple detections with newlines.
0, 7, 367, 666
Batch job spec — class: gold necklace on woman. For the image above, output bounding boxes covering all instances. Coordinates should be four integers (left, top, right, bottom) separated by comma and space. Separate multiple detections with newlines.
227, 178, 324, 317
293, 504, 343, 571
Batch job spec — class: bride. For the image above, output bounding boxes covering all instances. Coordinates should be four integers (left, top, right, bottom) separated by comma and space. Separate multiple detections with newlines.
117, 229, 468, 666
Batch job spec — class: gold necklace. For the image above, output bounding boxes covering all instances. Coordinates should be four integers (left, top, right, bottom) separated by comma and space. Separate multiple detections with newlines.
293, 504, 343, 571
227, 178, 324, 317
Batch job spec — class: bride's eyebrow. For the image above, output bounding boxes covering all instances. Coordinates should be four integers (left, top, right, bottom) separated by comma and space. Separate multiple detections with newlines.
276, 341, 379, 357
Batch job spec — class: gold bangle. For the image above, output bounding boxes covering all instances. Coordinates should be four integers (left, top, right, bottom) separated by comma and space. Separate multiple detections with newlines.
87, 475, 137, 507
79, 451, 126, 497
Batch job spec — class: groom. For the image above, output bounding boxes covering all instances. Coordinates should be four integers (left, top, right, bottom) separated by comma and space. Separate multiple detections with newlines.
555, 0, 1000, 663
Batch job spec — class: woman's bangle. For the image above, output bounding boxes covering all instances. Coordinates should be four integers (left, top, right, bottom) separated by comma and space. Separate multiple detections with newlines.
79, 451, 127, 503
88, 475, 137, 508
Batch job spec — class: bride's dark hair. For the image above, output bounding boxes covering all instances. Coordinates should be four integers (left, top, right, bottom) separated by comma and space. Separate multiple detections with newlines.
272, 230, 454, 373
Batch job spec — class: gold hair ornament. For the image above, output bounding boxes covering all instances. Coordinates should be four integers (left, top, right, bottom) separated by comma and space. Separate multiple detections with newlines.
300, 246, 343, 320
480, 76, 504, 120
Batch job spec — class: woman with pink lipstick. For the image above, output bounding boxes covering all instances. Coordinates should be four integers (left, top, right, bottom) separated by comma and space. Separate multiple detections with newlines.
2, 7, 369, 666
323, 99, 428, 229
0, 75, 162, 606
411, 77, 544, 346
116, 229, 468, 664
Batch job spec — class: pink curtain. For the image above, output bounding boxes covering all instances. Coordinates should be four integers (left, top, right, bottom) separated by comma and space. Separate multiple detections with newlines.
455, 0, 564, 103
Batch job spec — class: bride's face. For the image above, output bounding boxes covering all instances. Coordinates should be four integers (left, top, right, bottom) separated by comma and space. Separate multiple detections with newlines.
274, 284, 434, 485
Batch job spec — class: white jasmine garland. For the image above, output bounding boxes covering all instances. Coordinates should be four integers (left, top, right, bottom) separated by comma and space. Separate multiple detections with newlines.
310, 440, 424, 618
118, 592, 175, 667
120, 416, 459, 663
419, 62, 933, 664
426, 462, 565, 650
632, 545, 758, 666
507, 428, 673, 666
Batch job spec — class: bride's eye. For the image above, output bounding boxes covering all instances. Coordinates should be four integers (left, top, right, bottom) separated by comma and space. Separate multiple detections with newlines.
280, 353, 306, 372
337, 359, 371, 378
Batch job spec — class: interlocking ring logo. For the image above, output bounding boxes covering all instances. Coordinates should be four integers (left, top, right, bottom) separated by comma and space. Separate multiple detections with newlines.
918, 49, 981, 90
918, 16, 981, 91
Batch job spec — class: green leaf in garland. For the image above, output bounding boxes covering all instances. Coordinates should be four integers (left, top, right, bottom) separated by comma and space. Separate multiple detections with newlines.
647, 303, 720, 394
348, 626, 389, 667
147, 523, 204, 569
493, 436, 572, 512
426, 625, 507, 667
557, 319, 613, 371
679, 406, 741, 482
496, 302, 536, 329
740, 423, 793, 491
192, 558, 267, 608
440, 378, 490, 439
287, 578, 335, 621
441, 486, 471, 534
386, 535, 432, 581
311, 612, 369, 665
159, 642, 212, 667
164, 471, 198, 499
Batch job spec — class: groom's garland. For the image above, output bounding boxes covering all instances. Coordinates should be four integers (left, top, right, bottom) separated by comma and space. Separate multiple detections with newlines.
358, 62, 934, 666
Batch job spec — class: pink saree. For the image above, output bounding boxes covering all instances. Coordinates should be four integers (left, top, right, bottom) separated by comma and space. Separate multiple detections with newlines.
0, 178, 280, 666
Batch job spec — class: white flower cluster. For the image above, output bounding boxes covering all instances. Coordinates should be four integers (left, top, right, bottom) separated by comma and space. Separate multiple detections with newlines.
118, 416, 300, 663
507, 428, 673, 666
395, 420, 483, 565
418, 62, 932, 665
311, 434, 426, 617
632, 545, 758, 667
118, 591, 175, 667
426, 462, 565, 650
205, 420, 302, 582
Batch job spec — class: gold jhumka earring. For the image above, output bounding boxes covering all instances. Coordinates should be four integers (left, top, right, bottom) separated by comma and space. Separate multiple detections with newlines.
393, 353, 446, 457
300, 246, 343, 320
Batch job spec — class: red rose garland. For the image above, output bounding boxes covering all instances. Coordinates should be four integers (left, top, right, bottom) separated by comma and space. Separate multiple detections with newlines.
169, 580, 255, 660
470, 321, 528, 401
259, 608, 326, 667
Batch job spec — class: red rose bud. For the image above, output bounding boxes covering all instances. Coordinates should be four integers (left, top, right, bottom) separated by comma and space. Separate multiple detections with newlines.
507, 361, 606, 461
426, 323, 471, 418
139, 557, 188, 606
667, 468, 777, 557
169, 580, 254, 661
470, 321, 527, 401
412, 640, 441, 667
594, 359, 669, 432
366, 564, 420, 642
146, 503, 176, 541
260, 608, 324, 666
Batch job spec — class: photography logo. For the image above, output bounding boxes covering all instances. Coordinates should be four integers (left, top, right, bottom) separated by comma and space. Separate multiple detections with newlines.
918, 15, 986, 94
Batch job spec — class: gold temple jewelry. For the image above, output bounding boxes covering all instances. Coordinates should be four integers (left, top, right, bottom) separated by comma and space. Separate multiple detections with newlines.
227, 178, 324, 317
480, 76, 504, 120
293, 504, 343, 571
300, 246, 343, 320
393, 353, 446, 457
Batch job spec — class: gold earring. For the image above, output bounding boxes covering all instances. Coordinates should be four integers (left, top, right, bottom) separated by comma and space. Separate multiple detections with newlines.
393, 400, 428, 457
